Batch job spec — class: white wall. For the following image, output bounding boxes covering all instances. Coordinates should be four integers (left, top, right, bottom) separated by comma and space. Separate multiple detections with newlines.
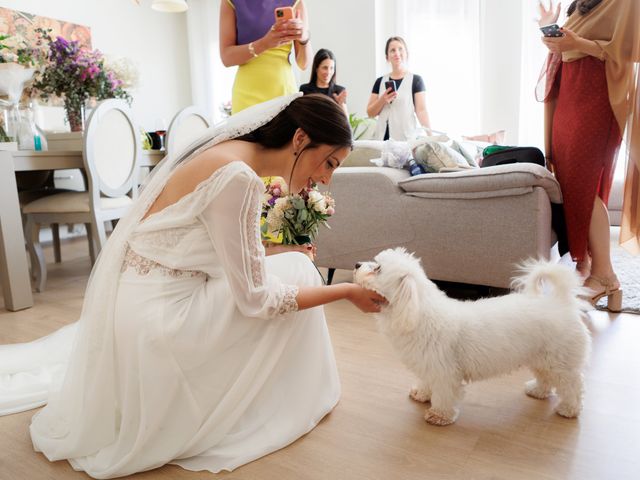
305, 0, 377, 119
1, 0, 191, 131
480, 0, 523, 144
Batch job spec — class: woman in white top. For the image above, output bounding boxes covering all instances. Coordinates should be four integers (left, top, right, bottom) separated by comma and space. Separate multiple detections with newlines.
0, 93, 385, 478
367, 36, 432, 141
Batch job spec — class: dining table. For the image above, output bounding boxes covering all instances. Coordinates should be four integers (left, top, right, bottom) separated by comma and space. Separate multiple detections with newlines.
0, 149, 164, 312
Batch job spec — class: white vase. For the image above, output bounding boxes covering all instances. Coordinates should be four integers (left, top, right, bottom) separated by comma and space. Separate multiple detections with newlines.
0, 63, 35, 104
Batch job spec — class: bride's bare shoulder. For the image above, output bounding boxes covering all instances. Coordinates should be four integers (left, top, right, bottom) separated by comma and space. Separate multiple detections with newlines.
143, 146, 250, 219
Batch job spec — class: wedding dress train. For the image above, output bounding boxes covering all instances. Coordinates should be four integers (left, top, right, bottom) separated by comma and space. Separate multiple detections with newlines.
0, 94, 341, 478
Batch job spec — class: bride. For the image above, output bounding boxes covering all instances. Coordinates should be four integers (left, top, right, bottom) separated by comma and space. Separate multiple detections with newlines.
0, 93, 385, 478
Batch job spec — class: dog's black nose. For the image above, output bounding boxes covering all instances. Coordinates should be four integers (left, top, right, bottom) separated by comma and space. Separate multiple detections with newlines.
355, 262, 362, 270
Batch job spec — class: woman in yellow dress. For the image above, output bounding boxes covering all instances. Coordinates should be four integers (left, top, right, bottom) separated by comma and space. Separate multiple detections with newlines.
220, 0, 313, 245
219, 0, 311, 114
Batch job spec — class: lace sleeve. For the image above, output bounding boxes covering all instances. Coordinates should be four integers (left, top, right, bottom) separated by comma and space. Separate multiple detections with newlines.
198, 166, 299, 319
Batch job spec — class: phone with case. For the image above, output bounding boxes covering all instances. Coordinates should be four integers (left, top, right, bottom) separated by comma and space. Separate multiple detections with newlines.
274, 6, 294, 22
540, 23, 564, 37
384, 80, 397, 92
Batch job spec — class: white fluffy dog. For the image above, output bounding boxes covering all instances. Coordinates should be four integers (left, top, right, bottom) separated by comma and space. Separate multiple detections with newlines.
354, 248, 591, 426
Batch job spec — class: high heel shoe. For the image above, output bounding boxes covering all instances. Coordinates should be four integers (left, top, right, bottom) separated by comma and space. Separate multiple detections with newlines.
584, 275, 622, 312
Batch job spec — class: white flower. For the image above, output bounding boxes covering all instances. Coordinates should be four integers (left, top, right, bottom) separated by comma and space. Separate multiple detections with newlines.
307, 189, 327, 213
266, 197, 290, 231
104, 55, 139, 89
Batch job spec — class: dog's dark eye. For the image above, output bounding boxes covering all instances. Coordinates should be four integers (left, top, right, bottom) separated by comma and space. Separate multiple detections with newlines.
374, 265, 381, 273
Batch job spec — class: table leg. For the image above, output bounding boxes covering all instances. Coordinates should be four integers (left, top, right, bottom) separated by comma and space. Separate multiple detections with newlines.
0, 152, 34, 311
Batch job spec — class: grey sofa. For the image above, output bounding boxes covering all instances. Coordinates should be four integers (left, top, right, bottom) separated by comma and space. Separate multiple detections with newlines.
315, 148, 562, 289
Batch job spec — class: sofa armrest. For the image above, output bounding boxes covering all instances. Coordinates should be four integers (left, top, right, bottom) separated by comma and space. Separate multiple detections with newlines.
331, 166, 410, 186
398, 163, 562, 203
316, 167, 414, 267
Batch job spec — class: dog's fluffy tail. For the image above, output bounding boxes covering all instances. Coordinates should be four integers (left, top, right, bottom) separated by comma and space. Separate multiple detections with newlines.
512, 259, 589, 306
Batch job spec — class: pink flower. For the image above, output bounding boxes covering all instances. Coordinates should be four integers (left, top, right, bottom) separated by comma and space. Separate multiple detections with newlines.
272, 187, 281, 197
326, 206, 335, 216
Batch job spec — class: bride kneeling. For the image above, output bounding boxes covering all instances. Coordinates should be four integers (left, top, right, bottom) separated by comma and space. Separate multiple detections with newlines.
0, 93, 385, 478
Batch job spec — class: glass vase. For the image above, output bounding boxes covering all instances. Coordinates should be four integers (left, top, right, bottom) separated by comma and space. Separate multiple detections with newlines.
64, 99, 85, 132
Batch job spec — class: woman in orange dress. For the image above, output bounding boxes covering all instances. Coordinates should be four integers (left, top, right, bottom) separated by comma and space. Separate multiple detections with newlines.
537, 0, 640, 311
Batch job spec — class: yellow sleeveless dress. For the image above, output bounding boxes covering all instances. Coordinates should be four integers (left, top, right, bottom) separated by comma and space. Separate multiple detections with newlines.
228, 0, 298, 242
232, 43, 298, 114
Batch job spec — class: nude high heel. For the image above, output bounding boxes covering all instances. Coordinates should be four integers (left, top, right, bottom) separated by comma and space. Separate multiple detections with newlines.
585, 275, 622, 312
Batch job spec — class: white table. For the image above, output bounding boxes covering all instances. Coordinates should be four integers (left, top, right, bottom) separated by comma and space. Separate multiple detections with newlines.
0, 150, 163, 311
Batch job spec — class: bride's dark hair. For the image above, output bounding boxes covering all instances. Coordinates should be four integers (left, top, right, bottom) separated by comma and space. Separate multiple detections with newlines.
237, 93, 353, 151
237, 94, 352, 188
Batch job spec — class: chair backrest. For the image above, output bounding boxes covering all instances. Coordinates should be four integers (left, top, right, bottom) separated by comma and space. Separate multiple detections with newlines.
165, 106, 211, 157
83, 99, 141, 202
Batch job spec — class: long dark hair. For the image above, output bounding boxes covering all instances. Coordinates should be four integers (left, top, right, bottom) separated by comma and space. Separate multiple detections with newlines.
309, 48, 337, 91
567, 0, 603, 16
237, 94, 353, 186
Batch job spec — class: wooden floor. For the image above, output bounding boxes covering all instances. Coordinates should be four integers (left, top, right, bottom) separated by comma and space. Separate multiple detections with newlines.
1, 237, 639, 480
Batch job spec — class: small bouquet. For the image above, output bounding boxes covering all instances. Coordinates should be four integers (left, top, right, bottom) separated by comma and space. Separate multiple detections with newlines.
261, 178, 336, 245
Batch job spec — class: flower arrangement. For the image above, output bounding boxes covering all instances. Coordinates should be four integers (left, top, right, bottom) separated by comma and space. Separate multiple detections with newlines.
0, 33, 48, 67
262, 178, 336, 245
31, 28, 131, 131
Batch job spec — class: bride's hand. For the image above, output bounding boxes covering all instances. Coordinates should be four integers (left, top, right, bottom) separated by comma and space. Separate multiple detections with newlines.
537, 0, 561, 27
264, 243, 315, 261
347, 284, 388, 313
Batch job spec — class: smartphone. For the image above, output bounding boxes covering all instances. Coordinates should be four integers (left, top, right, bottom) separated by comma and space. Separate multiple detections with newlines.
274, 6, 294, 22
384, 80, 397, 92
540, 23, 564, 37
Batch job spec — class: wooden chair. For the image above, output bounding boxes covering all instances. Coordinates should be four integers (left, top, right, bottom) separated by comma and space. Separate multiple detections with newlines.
23, 99, 141, 292
165, 106, 211, 157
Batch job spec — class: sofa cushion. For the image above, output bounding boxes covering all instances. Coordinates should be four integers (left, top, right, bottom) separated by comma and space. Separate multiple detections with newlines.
398, 163, 562, 203
413, 141, 474, 172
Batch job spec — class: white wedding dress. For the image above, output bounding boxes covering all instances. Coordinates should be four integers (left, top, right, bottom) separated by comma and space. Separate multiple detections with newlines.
0, 94, 341, 478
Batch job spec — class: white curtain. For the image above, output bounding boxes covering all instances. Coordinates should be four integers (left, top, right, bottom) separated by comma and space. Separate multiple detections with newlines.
517, 0, 567, 149
186, 0, 236, 123
395, 0, 481, 136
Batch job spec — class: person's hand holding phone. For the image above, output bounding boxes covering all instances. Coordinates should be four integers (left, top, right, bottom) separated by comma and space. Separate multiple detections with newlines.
271, 7, 307, 45
333, 89, 347, 106
382, 83, 398, 104
541, 27, 581, 53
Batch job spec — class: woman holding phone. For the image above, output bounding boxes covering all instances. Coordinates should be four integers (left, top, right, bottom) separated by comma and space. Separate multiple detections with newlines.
220, 0, 311, 114
299, 48, 348, 116
366, 36, 431, 141
536, 0, 639, 311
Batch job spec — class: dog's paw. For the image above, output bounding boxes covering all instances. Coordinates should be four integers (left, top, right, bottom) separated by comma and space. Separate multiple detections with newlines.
424, 408, 458, 426
409, 386, 431, 403
555, 402, 581, 418
525, 379, 552, 400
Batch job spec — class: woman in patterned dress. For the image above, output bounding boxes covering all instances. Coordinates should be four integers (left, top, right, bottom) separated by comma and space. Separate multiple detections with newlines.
537, 0, 640, 310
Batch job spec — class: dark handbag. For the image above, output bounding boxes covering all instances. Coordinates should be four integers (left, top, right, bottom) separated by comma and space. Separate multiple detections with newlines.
481, 146, 545, 168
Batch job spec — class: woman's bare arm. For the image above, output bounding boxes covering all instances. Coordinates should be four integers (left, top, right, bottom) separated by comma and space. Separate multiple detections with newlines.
413, 91, 432, 134
219, 0, 296, 67
367, 90, 396, 118
292, 0, 311, 70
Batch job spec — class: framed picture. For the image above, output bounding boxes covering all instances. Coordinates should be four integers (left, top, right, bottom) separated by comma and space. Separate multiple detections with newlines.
0, 7, 92, 50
